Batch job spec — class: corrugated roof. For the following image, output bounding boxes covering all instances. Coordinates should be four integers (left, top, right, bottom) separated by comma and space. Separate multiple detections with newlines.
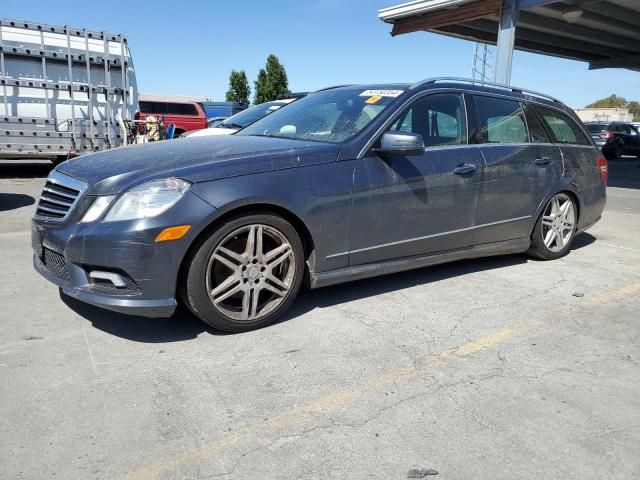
379, 0, 640, 72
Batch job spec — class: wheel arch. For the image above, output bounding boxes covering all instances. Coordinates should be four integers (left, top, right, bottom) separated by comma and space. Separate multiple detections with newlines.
177, 202, 316, 297
529, 184, 582, 237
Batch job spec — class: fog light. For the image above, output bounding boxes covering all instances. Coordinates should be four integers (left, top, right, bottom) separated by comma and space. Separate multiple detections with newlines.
155, 225, 191, 242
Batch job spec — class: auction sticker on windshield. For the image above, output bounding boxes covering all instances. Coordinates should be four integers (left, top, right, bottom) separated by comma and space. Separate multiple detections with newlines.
359, 89, 404, 97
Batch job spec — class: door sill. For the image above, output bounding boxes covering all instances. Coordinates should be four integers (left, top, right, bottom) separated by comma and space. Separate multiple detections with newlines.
310, 238, 531, 289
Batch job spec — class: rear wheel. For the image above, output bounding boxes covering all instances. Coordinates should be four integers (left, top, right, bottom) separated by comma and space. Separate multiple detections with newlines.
527, 192, 577, 260
182, 214, 304, 332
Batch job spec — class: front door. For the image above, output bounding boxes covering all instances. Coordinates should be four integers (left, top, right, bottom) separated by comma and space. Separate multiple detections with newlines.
349, 92, 483, 266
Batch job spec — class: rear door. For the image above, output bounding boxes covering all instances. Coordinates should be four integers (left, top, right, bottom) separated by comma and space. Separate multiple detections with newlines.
531, 104, 600, 192
470, 95, 562, 244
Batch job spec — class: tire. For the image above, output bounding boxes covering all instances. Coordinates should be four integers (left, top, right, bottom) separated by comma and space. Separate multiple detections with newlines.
181, 213, 305, 333
527, 192, 577, 260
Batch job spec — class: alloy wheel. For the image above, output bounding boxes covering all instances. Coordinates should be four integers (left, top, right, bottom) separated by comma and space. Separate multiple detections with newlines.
205, 224, 295, 321
541, 193, 576, 253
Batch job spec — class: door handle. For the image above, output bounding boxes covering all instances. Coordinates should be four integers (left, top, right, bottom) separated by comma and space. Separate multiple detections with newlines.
534, 156, 551, 165
453, 163, 476, 175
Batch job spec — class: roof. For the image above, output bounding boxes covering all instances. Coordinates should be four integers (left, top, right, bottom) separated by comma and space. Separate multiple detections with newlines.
378, 0, 640, 72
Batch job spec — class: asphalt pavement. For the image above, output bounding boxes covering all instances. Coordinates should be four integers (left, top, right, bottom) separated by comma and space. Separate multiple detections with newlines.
1, 158, 639, 480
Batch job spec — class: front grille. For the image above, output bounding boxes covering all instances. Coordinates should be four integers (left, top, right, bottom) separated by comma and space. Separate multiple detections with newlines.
35, 171, 86, 221
42, 247, 70, 280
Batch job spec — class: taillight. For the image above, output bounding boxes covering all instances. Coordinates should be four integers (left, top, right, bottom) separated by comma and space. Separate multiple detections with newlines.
597, 156, 608, 184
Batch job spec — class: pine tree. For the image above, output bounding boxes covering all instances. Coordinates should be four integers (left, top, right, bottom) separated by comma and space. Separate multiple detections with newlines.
225, 70, 250, 104
254, 68, 269, 105
265, 54, 290, 100
253, 54, 290, 104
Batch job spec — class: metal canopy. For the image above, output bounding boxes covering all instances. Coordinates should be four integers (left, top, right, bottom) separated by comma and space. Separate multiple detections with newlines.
379, 0, 640, 82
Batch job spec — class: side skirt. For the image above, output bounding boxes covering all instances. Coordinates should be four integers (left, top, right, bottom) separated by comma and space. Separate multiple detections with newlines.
309, 238, 531, 289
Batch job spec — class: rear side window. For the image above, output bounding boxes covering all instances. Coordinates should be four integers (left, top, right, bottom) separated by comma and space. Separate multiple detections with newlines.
139, 101, 166, 114
532, 106, 590, 145
474, 96, 528, 144
389, 93, 467, 147
166, 103, 198, 115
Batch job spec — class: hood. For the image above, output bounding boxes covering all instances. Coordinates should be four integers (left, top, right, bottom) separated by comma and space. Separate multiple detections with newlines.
57, 135, 340, 195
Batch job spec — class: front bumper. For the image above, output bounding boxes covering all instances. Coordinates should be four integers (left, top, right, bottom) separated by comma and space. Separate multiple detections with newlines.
32, 190, 218, 318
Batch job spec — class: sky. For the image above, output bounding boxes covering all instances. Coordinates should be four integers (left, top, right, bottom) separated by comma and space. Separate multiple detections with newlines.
3, 0, 638, 108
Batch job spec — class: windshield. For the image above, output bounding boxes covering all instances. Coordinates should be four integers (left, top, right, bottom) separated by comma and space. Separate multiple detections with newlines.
586, 124, 607, 133
218, 102, 287, 129
237, 88, 400, 143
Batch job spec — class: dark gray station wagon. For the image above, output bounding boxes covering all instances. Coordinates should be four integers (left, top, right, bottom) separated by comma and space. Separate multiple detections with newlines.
33, 78, 607, 332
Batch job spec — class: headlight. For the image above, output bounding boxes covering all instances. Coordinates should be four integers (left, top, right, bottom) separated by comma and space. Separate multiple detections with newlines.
103, 178, 191, 222
79, 195, 116, 223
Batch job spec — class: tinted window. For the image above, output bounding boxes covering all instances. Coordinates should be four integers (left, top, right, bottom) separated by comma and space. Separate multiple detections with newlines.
389, 93, 466, 147
586, 124, 607, 133
139, 101, 166, 114
166, 103, 198, 115
523, 103, 550, 143
533, 106, 590, 145
474, 96, 528, 144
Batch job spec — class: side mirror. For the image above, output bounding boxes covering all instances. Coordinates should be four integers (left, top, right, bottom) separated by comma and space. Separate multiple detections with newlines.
373, 131, 425, 157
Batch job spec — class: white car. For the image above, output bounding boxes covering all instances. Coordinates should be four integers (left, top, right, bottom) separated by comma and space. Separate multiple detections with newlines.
184, 99, 297, 138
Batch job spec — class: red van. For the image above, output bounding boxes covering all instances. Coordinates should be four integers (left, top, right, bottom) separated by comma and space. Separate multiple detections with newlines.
135, 99, 208, 137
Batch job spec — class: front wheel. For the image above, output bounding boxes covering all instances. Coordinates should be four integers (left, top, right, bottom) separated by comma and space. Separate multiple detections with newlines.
181, 214, 305, 332
527, 193, 577, 260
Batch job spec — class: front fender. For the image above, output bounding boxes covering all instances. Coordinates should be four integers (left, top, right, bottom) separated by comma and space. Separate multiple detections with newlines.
189, 162, 356, 273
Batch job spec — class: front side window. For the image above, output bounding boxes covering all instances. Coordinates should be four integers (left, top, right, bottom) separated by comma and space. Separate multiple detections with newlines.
474, 96, 528, 144
388, 93, 467, 147
533, 105, 590, 145
238, 88, 398, 143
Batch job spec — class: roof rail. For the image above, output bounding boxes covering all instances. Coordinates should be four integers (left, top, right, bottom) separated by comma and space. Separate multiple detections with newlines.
409, 77, 562, 104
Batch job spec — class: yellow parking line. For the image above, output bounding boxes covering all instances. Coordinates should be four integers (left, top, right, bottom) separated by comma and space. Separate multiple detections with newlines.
124, 281, 640, 480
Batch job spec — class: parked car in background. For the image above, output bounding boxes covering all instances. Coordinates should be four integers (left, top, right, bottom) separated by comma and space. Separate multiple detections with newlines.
585, 121, 640, 159
200, 101, 247, 119
32, 79, 607, 333
135, 98, 208, 137
207, 117, 228, 127
182, 99, 298, 138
